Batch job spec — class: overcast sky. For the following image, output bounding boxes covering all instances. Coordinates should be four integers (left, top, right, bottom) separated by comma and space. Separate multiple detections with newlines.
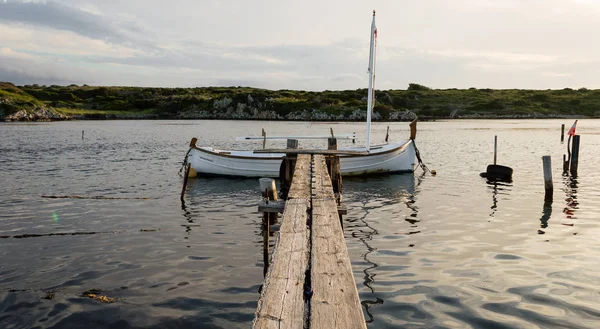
1, 0, 599, 90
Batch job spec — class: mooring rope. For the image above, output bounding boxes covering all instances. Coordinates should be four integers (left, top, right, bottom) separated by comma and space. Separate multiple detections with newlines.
178, 148, 192, 176
413, 140, 432, 174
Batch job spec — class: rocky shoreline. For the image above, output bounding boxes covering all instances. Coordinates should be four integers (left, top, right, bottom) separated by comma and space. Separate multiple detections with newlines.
1, 82, 595, 122
1, 107, 587, 122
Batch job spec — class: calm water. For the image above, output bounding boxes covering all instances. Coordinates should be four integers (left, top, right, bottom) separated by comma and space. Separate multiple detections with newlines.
1, 119, 599, 329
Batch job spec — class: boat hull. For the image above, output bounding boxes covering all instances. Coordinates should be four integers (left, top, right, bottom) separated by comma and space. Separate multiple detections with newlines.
187, 140, 416, 177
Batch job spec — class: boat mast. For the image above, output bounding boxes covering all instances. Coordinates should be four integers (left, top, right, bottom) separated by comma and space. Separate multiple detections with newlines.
365, 10, 377, 152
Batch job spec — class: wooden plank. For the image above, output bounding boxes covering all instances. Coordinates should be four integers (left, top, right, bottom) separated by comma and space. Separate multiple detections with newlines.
310, 199, 366, 329
258, 200, 346, 215
287, 154, 311, 200
255, 149, 368, 155
310, 154, 366, 329
254, 199, 310, 329
311, 155, 336, 201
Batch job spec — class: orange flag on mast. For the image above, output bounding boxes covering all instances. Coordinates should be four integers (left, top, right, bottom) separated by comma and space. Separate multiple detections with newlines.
567, 120, 578, 136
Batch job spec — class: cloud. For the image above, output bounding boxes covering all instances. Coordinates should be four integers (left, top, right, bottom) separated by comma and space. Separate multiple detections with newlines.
1, 0, 600, 89
0, 0, 153, 49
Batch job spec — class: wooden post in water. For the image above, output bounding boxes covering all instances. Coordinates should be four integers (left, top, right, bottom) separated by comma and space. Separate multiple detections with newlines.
563, 154, 569, 174
570, 135, 580, 177
262, 128, 266, 149
259, 178, 278, 222
259, 178, 278, 276
180, 163, 191, 202
385, 126, 389, 143
493, 135, 498, 165
561, 124, 565, 142
542, 156, 553, 201
82, 130, 84, 140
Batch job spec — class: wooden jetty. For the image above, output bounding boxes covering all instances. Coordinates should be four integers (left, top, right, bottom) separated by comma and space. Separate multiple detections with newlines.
254, 153, 366, 329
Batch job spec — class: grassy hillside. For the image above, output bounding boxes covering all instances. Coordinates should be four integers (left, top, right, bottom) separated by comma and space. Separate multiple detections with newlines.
1, 82, 599, 121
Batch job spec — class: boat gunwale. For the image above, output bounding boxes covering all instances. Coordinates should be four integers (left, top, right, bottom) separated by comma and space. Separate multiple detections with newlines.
189, 139, 412, 160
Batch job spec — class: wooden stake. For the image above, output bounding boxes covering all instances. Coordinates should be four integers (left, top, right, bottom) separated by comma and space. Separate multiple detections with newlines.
561, 124, 565, 142
286, 139, 298, 149
385, 126, 389, 143
542, 156, 553, 201
570, 135, 580, 177
82, 130, 84, 140
259, 178, 278, 275
262, 129, 266, 149
262, 210, 270, 277
493, 135, 498, 165
328, 137, 337, 150
180, 163, 191, 202
563, 154, 568, 173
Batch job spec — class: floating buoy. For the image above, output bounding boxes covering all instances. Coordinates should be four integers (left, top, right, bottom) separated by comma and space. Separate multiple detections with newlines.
430, 169, 437, 176
484, 164, 513, 182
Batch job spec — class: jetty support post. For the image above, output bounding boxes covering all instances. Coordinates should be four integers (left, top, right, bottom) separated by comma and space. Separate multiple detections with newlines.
259, 178, 278, 275
561, 124, 565, 142
286, 138, 298, 149
279, 139, 299, 199
570, 135, 580, 177
542, 156, 553, 202
563, 154, 569, 174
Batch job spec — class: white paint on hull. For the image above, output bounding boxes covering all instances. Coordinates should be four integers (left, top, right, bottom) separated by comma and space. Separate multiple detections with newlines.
187, 140, 415, 177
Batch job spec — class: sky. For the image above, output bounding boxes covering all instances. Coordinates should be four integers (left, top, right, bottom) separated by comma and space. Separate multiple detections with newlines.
1, 0, 599, 90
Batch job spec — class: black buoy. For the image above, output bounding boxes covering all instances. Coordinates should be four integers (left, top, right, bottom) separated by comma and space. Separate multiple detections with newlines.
482, 136, 513, 182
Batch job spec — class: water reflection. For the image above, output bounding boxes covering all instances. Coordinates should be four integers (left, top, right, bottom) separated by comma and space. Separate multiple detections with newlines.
539, 201, 552, 233
486, 181, 512, 218
344, 174, 418, 323
563, 175, 579, 224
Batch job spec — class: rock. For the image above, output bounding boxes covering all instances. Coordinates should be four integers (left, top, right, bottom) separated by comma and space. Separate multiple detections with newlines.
4, 107, 71, 121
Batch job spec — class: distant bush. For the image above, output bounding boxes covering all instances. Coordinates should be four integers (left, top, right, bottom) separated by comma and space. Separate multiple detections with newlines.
407, 83, 431, 91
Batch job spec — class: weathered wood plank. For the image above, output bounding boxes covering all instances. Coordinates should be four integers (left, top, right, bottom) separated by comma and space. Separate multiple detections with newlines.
287, 154, 311, 200
311, 154, 337, 201
310, 154, 366, 329
254, 199, 310, 329
258, 200, 347, 215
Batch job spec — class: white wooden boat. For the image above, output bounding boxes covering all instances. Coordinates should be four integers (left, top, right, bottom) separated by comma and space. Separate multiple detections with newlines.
184, 11, 417, 178
186, 139, 415, 177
